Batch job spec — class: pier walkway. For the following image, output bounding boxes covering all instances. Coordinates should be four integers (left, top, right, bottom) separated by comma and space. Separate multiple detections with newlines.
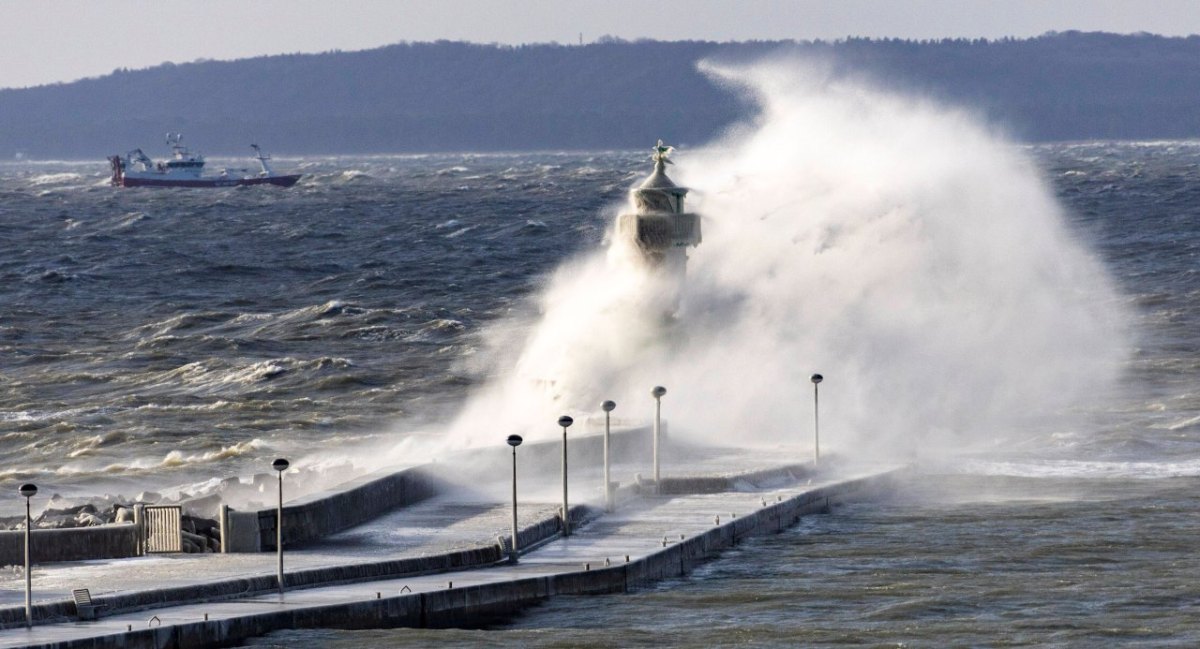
0, 451, 903, 649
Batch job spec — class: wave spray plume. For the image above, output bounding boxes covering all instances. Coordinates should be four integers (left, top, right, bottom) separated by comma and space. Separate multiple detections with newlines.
441, 58, 1129, 463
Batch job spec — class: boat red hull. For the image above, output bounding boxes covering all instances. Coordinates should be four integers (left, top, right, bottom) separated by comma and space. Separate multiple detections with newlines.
117, 174, 302, 188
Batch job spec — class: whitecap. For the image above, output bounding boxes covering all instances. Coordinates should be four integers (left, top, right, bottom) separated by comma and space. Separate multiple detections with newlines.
1165, 414, 1200, 431
29, 172, 82, 186
952, 457, 1200, 480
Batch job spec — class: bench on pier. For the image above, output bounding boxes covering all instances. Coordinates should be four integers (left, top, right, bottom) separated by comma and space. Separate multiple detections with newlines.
72, 588, 107, 620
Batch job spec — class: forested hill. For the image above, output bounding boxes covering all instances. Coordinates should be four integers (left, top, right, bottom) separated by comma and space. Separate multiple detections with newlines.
3, 32, 1200, 158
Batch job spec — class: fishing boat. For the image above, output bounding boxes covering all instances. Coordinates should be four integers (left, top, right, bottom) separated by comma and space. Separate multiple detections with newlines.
108, 134, 301, 188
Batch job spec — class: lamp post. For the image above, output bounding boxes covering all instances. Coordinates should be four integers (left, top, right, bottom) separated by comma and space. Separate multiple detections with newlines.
602, 400, 616, 512
18, 483, 36, 629
271, 458, 289, 598
558, 415, 573, 536
506, 434, 523, 563
810, 374, 823, 466
651, 386, 666, 484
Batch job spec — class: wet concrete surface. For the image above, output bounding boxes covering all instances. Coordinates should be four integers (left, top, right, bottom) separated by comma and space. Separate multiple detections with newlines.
0, 445, 878, 648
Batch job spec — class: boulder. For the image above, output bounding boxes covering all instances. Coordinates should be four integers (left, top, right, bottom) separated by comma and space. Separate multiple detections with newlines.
36, 513, 79, 528
187, 516, 219, 537
44, 503, 96, 517
252, 473, 274, 493
181, 530, 211, 554
179, 494, 221, 520
75, 512, 106, 527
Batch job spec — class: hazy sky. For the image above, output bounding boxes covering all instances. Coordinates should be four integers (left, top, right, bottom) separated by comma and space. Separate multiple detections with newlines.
2, 0, 1197, 90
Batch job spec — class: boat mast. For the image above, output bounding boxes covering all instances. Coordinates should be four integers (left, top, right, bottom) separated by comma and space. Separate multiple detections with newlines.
251, 144, 275, 176
166, 133, 189, 159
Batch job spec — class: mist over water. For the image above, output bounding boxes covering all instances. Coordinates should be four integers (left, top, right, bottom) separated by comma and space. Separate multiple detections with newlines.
446, 60, 1130, 462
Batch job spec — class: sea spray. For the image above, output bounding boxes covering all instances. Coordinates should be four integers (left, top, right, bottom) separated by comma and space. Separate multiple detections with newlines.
441, 58, 1130, 460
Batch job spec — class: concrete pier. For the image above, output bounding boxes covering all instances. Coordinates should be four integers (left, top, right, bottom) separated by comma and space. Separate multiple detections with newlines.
0, 462, 903, 648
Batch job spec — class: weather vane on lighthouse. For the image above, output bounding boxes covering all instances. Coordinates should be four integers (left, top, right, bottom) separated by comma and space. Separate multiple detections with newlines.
652, 139, 674, 165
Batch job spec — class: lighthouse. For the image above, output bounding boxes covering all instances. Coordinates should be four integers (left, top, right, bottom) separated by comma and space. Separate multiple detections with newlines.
614, 141, 702, 312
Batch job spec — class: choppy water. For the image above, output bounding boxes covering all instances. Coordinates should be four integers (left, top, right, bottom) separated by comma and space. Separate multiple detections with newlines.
3, 142, 1200, 645
0, 153, 633, 507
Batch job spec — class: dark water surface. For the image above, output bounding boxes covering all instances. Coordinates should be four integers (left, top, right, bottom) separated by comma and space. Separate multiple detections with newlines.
0, 153, 633, 505
3, 142, 1200, 645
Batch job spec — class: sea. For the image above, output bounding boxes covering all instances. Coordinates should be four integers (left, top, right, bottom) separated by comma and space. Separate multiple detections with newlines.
1, 141, 1198, 646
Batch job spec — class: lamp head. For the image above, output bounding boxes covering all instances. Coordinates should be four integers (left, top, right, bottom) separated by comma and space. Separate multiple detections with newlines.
18, 484, 37, 499
558, 415, 574, 428
272, 458, 290, 473
810, 373, 823, 384
601, 400, 616, 412
651, 386, 667, 398
506, 434, 523, 447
